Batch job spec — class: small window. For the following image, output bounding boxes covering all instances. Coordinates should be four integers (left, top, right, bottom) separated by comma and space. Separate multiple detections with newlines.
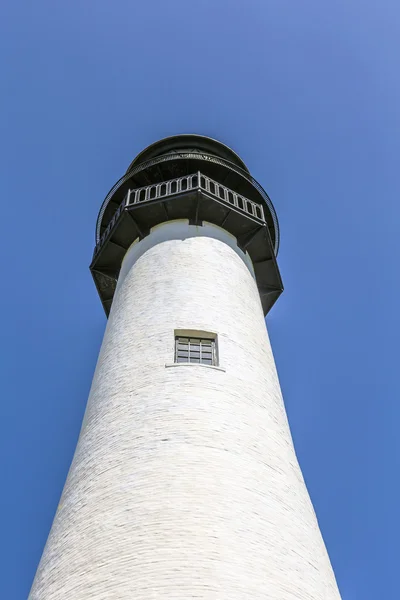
174, 335, 217, 366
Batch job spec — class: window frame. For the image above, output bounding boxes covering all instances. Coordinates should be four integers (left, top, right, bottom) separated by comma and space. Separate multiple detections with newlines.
174, 332, 218, 367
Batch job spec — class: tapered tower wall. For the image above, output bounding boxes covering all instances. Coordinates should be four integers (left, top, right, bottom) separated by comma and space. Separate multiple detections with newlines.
29, 221, 341, 599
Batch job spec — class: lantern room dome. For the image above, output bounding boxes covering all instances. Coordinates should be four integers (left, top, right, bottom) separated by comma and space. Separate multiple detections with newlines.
126, 134, 250, 173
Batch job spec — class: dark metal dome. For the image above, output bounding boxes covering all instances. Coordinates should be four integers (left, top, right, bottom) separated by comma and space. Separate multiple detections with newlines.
126, 135, 250, 173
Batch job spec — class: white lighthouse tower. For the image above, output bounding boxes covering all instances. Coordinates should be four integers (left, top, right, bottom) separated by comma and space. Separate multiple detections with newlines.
29, 135, 342, 599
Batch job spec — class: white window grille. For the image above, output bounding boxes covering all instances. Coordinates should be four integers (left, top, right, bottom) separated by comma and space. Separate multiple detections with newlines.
174, 336, 217, 366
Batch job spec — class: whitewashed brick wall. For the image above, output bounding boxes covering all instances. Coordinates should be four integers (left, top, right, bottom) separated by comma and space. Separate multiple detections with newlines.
29, 221, 341, 599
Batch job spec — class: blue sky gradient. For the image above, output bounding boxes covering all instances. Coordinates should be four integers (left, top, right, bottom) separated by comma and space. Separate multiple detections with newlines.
1, 1, 399, 598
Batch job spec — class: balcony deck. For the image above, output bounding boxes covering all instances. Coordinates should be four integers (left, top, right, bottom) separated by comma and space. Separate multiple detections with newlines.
90, 172, 283, 316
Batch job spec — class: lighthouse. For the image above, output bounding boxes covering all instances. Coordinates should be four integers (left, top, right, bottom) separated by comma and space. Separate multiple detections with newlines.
29, 135, 342, 599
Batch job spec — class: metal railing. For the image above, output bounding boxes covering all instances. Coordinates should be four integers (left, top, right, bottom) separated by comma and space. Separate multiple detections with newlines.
198, 173, 265, 221
94, 199, 125, 256
93, 172, 266, 258
126, 173, 199, 206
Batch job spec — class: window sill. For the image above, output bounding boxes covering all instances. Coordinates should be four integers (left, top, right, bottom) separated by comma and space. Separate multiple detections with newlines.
165, 363, 226, 373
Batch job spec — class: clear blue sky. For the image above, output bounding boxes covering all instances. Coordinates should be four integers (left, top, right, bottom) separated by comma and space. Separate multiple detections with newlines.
1, 1, 399, 598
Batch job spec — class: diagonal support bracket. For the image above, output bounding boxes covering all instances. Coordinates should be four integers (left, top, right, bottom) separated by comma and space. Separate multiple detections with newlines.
237, 226, 264, 252
258, 283, 281, 296
220, 209, 232, 228
127, 210, 150, 240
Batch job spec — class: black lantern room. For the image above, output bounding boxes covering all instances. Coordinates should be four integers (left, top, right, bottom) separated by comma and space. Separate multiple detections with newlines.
91, 135, 283, 315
